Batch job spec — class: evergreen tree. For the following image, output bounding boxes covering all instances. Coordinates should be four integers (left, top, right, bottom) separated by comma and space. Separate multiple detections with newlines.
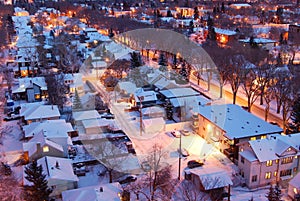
166, 10, 172, 17
221, 2, 225, 13
172, 54, 177, 69
249, 36, 258, 48
130, 51, 143, 69
266, 184, 282, 201
158, 52, 167, 67
164, 99, 173, 120
193, 7, 199, 20
72, 89, 83, 111
189, 20, 194, 34
24, 161, 52, 201
290, 96, 300, 132
179, 62, 189, 81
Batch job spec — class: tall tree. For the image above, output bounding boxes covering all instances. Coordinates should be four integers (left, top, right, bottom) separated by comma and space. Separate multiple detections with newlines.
72, 89, 83, 111
164, 99, 173, 120
193, 7, 199, 20
24, 161, 52, 201
290, 95, 300, 132
130, 51, 143, 69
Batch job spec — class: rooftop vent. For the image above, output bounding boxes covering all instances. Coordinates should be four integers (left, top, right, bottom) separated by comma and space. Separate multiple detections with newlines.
246, 121, 249, 124
100, 187, 103, 192
55, 161, 60, 169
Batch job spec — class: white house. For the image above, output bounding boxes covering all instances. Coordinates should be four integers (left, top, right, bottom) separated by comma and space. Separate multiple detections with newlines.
238, 134, 300, 189
72, 110, 101, 126
62, 182, 123, 201
20, 103, 60, 124
288, 172, 300, 200
23, 156, 79, 198
193, 104, 283, 163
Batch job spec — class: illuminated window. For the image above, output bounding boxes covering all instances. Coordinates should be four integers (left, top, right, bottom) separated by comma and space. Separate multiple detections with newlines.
288, 148, 291, 151
282, 157, 293, 164
261, 135, 267, 139
43, 146, 49, 152
294, 188, 298, 194
240, 148, 244, 152
250, 137, 256, 141
265, 172, 271, 179
266, 160, 273, 167
275, 159, 279, 164
35, 94, 41, 100
280, 169, 292, 177
274, 171, 277, 177
295, 156, 298, 159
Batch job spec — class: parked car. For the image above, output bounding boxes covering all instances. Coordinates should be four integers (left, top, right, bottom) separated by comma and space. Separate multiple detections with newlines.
187, 160, 204, 169
178, 148, 189, 157
180, 130, 190, 136
170, 131, 180, 138
118, 175, 137, 184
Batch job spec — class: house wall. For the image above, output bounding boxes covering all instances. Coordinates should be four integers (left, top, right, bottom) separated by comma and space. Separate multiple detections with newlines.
30, 145, 64, 162
48, 179, 77, 197
26, 116, 60, 124
288, 183, 300, 200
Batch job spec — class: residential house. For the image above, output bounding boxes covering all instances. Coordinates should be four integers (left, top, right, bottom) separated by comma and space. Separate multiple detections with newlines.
23, 131, 65, 162
185, 167, 233, 191
12, 77, 47, 102
288, 24, 300, 45
72, 110, 101, 126
239, 38, 277, 51
20, 103, 60, 124
23, 156, 79, 198
214, 28, 237, 44
132, 89, 157, 107
288, 172, 300, 200
238, 134, 300, 189
82, 118, 114, 134
62, 182, 123, 201
193, 104, 283, 163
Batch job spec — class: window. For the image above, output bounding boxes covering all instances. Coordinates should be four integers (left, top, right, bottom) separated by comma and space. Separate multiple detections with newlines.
265, 172, 271, 179
274, 171, 277, 177
281, 157, 293, 164
240, 148, 244, 152
280, 169, 292, 177
295, 156, 298, 159
252, 175, 257, 182
261, 135, 267, 139
266, 160, 273, 167
275, 159, 279, 164
293, 167, 297, 173
250, 137, 256, 141
241, 156, 245, 164
43, 146, 49, 152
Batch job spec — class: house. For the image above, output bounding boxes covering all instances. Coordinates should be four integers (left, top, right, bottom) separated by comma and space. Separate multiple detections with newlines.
82, 118, 113, 134
62, 182, 123, 201
142, 106, 165, 119
133, 89, 157, 107
72, 110, 101, 126
193, 104, 283, 163
238, 134, 300, 189
214, 28, 237, 44
23, 156, 79, 198
185, 167, 232, 191
20, 103, 60, 124
288, 172, 300, 200
239, 38, 277, 51
12, 77, 48, 102
63, 73, 84, 94
23, 131, 65, 162
229, 3, 251, 10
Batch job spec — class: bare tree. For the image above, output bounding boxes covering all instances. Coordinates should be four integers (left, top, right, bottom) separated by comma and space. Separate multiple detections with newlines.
256, 62, 275, 105
263, 85, 276, 122
175, 180, 209, 201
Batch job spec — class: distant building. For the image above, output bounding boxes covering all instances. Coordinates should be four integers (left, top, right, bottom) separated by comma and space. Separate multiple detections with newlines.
214, 28, 237, 44
193, 104, 283, 163
288, 172, 300, 200
288, 24, 300, 45
238, 134, 300, 189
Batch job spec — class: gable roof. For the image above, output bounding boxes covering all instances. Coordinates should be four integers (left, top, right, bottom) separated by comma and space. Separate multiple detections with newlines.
12, 77, 47, 94
62, 182, 122, 201
20, 103, 60, 121
289, 172, 300, 188
72, 110, 101, 121
197, 104, 283, 139
160, 87, 200, 99
23, 120, 73, 138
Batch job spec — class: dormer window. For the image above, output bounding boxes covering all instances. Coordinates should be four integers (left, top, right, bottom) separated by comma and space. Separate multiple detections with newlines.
43, 146, 49, 152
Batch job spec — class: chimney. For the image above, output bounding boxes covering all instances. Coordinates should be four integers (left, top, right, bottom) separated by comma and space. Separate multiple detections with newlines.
55, 161, 60, 169
99, 187, 103, 192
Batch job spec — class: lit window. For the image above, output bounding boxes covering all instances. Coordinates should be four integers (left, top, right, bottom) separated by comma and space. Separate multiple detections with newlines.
43, 146, 49, 152
240, 148, 244, 152
265, 172, 271, 179
294, 188, 298, 194
261, 135, 267, 139
295, 156, 298, 159
250, 137, 256, 141
276, 159, 279, 164
274, 171, 277, 177
288, 148, 291, 151
266, 160, 273, 167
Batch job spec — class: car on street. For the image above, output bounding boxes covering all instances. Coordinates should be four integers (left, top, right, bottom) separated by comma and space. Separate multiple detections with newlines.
187, 160, 204, 169
178, 148, 189, 157
118, 175, 137, 184
180, 130, 190, 136
170, 131, 180, 138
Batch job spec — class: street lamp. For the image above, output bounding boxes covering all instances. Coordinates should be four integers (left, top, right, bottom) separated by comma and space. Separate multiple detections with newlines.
178, 130, 182, 180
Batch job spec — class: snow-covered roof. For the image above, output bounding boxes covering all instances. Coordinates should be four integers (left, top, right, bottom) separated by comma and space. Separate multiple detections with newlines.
12, 77, 47, 94
189, 167, 233, 190
197, 104, 283, 139
23, 120, 74, 138
20, 103, 60, 121
72, 110, 101, 121
40, 156, 78, 181
105, 41, 134, 59
170, 95, 209, 108
289, 172, 300, 188
230, 3, 251, 8
142, 106, 165, 116
214, 27, 237, 36
82, 118, 111, 129
153, 76, 178, 90
134, 90, 157, 103
239, 150, 258, 162
239, 38, 276, 44
248, 136, 300, 162
62, 182, 122, 201
160, 87, 200, 99
117, 81, 137, 94
275, 133, 300, 150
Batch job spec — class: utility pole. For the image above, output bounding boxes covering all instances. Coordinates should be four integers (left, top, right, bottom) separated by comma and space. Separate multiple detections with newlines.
137, 96, 144, 136
178, 131, 182, 180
